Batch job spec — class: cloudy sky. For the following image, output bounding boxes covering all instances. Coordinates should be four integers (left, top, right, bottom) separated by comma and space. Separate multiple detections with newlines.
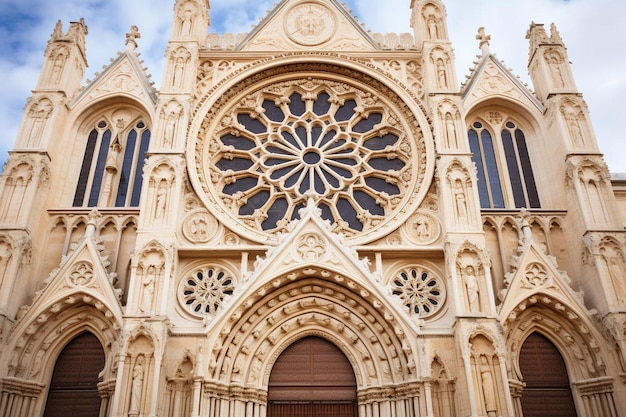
1, 0, 624, 172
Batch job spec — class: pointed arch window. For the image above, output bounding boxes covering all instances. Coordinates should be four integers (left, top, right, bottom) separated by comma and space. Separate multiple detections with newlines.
73, 120, 150, 207
468, 120, 540, 209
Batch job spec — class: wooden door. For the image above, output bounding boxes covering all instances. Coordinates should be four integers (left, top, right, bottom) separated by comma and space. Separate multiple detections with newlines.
43, 332, 105, 417
519, 332, 578, 417
267, 336, 358, 417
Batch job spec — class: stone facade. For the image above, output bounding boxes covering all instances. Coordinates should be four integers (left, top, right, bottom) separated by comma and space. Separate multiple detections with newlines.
0, 1, 625, 417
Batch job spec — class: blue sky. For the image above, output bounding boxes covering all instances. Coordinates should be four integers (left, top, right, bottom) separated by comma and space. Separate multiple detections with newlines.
1, 0, 625, 172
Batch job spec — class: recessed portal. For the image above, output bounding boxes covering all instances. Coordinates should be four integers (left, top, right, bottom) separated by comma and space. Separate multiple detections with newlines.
267, 336, 358, 417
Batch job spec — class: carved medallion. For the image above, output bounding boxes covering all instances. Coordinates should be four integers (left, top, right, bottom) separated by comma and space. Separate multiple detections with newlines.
284, 2, 337, 46
182, 210, 218, 243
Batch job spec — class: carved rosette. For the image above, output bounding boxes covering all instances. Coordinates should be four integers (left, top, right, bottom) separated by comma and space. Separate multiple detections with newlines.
391, 266, 445, 318
191, 65, 432, 244
522, 262, 550, 288
296, 233, 327, 262
178, 265, 235, 318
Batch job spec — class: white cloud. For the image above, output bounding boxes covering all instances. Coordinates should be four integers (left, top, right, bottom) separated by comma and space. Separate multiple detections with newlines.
0, 0, 624, 173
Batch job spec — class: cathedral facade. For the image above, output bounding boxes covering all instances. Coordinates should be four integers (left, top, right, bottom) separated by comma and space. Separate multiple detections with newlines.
0, 1, 625, 416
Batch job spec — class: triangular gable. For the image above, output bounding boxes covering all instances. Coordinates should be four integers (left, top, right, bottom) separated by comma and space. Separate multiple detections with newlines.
71, 50, 157, 110
462, 54, 544, 113
16, 233, 124, 327
498, 239, 589, 322
236, 0, 379, 52
248, 198, 375, 282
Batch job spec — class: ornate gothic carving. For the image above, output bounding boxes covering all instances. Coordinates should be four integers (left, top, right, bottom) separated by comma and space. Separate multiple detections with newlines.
178, 264, 236, 318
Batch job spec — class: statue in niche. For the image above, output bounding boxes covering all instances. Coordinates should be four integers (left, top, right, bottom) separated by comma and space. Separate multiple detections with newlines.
427, 15, 440, 39
464, 264, 480, 313
453, 179, 468, 220
601, 245, 626, 303
140, 265, 156, 313
414, 216, 430, 240
163, 103, 182, 148
444, 111, 457, 148
172, 56, 185, 88
180, 8, 195, 37
562, 104, 584, 147
129, 355, 145, 414
155, 181, 168, 221
479, 355, 497, 417
436, 58, 448, 89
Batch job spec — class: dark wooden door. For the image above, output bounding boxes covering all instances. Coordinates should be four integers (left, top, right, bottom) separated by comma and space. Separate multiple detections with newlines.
267, 336, 358, 417
43, 332, 105, 417
519, 332, 578, 417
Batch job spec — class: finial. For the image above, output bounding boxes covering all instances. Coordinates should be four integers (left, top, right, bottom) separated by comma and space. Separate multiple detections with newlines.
476, 27, 491, 56
125, 25, 141, 51
86, 209, 100, 238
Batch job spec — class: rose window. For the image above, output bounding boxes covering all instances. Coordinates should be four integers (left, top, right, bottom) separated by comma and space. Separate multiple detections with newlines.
194, 69, 432, 242
391, 267, 445, 317
180, 266, 235, 316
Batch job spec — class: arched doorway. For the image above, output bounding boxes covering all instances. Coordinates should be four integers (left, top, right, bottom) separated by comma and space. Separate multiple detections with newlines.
43, 332, 105, 417
267, 336, 358, 417
519, 332, 577, 417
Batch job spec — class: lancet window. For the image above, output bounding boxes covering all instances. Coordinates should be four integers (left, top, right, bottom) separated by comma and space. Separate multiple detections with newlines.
73, 119, 150, 207
468, 118, 540, 209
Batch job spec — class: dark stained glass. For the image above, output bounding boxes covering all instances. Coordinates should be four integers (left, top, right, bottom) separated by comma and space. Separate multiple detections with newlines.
502, 129, 526, 208
468, 129, 490, 208
73, 129, 98, 207
130, 129, 150, 207
115, 130, 137, 207
515, 129, 540, 208
87, 129, 111, 207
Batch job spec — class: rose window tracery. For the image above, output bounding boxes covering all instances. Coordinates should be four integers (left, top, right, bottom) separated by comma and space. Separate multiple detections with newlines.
180, 266, 235, 317
192, 66, 433, 243
203, 77, 423, 239
391, 266, 445, 317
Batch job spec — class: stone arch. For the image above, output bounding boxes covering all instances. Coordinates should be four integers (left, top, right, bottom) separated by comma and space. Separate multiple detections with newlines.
5, 297, 120, 384
209, 272, 418, 391
505, 301, 608, 383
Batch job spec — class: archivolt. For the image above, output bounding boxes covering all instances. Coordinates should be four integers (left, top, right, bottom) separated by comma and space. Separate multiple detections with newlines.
210, 274, 417, 389
4, 292, 121, 383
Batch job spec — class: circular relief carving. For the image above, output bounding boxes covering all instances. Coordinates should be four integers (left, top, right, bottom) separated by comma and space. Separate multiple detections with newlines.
284, 2, 337, 46
182, 210, 218, 243
391, 266, 445, 318
179, 266, 235, 317
404, 212, 441, 245
194, 70, 431, 243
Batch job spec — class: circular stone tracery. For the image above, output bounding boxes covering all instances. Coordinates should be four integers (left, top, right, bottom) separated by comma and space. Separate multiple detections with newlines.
193, 67, 431, 242
180, 266, 235, 317
391, 266, 445, 317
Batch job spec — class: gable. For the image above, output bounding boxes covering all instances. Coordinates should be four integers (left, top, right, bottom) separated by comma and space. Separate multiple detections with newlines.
71, 51, 158, 111
462, 55, 544, 113
237, 0, 379, 52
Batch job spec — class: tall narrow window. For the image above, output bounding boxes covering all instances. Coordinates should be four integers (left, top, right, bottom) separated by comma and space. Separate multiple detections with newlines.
73, 119, 150, 208
469, 118, 540, 209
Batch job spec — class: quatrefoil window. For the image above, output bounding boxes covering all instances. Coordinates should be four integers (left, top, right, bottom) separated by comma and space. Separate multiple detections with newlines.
210, 79, 413, 236
391, 267, 445, 317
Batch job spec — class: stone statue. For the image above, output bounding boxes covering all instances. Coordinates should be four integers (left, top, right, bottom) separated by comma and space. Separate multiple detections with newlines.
465, 264, 480, 313
129, 355, 145, 414
479, 355, 497, 417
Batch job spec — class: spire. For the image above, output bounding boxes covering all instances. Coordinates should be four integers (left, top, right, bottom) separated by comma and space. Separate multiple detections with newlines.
476, 27, 491, 56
